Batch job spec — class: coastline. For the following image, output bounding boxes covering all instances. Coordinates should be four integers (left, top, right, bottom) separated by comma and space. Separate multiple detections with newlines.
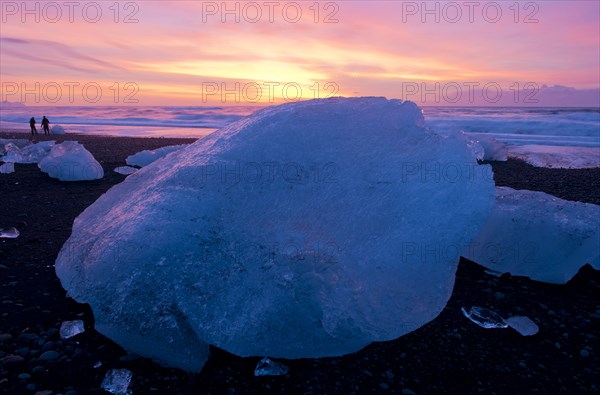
0, 130, 199, 162
1, 131, 598, 394
3, 129, 599, 205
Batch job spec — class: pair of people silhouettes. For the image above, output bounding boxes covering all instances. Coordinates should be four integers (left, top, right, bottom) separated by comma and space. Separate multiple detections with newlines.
29, 116, 50, 136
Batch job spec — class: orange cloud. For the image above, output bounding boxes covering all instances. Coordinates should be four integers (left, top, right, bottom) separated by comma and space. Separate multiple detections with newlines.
1, 1, 598, 105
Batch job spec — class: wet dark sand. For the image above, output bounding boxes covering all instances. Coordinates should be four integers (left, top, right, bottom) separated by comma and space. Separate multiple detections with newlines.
1, 131, 598, 394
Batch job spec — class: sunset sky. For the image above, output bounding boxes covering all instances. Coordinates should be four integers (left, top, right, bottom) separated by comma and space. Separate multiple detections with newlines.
1, 1, 599, 106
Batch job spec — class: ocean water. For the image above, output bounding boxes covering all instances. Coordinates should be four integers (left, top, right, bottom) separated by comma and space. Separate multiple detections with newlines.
423, 106, 600, 148
0, 105, 258, 138
1, 105, 599, 150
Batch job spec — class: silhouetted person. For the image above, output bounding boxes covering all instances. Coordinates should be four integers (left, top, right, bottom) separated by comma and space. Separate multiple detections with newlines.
29, 117, 37, 136
41, 116, 50, 135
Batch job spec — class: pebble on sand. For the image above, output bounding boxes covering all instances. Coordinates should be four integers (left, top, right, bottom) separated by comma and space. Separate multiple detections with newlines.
39, 350, 60, 361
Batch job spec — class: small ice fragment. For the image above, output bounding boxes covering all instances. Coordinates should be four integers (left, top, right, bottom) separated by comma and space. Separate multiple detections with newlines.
461, 306, 508, 329
0, 162, 15, 174
254, 357, 289, 376
506, 316, 539, 336
126, 144, 188, 167
101, 369, 133, 395
0, 227, 20, 238
94, 361, 102, 368
59, 320, 85, 339
114, 166, 138, 175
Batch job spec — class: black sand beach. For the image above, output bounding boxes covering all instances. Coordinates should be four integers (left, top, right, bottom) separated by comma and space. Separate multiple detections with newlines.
1, 131, 598, 394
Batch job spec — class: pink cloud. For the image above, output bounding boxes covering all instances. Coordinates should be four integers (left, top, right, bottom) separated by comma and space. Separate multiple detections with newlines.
1, 1, 597, 105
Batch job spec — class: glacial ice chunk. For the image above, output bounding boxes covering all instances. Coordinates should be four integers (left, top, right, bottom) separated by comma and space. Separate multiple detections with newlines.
2, 141, 55, 164
0, 138, 30, 148
254, 357, 289, 376
463, 308, 539, 336
477, 135, 508, 161
0, 162, 15, 174
0, 227, 20, 238
463, 187, 600, 284
463, 133, 508, 161
101, 369, 132, 395
59, 320, 85, 339
114, 166, 138, 175
39, 141, 104, 181
1, 143, 22, 162
55, 97, 494, 372
51, 125, 66, 135
0, 139, 30, 156
506, 316, 539, 336
467, 138, 485, 161
126, 144, 188, 167
461, 306, 508, 328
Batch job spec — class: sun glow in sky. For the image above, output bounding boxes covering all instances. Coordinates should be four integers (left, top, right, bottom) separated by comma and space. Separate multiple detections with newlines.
0, 1, 599, 106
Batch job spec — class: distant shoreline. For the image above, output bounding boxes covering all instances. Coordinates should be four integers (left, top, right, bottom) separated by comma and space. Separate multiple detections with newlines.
0, 130, 199, 144
2, 130, 598, 205
0, 127, 213, 139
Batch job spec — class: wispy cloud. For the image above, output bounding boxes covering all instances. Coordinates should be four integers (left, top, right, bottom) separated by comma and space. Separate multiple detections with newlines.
1, 37, 124, 73
0, 1, 598, 105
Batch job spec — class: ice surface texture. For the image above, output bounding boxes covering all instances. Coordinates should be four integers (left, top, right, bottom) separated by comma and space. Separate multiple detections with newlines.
55, 97, 494, 372
464, 187, 600, 284
39, 141, 104, 181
